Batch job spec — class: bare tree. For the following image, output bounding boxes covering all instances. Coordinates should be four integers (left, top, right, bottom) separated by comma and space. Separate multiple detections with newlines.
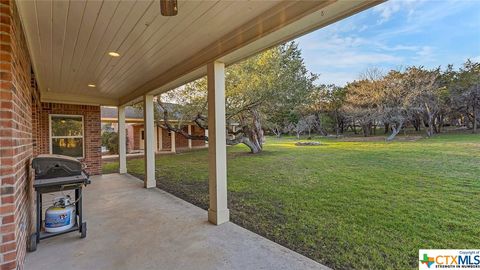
404, 67, 441, 137
303, 115, 318, 138
448, 60, 480, 133
287, 118, 308, 139
381, 70, 411, 141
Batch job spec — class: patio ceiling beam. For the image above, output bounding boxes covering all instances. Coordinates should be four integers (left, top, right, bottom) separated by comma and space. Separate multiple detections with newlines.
207, 61, 229, 225
143, 94, 156, 188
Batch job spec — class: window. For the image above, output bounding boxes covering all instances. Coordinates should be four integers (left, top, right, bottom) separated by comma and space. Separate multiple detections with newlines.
50, 115, 84, 158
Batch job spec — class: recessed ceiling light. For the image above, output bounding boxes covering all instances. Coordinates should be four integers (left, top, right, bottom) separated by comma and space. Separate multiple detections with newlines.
108, 51, 120, 57
88, 84, 96, 88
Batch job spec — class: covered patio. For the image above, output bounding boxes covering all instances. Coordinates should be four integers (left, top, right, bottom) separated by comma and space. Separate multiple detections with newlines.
25, 174, 326, 270
0, 0, 382, 268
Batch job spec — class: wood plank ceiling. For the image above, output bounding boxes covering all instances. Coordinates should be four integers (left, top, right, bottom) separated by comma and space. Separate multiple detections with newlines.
16, 0, 382, 106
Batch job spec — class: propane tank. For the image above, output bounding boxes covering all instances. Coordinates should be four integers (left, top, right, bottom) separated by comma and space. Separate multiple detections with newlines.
45, 196, 76, 233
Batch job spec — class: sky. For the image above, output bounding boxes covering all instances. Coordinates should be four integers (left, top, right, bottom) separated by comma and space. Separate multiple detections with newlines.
295, 0, 480, 86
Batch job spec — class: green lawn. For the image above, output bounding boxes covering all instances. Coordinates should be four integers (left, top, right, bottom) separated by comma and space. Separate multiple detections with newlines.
103, 133, 480, 269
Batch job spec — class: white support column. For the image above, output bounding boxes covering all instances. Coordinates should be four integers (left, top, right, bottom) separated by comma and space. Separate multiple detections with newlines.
188, 124, 192, 149
158, 126, 163, 151
207, 61, 229, 225
118, 105, 127, 174
170, 131, 176, 153
143, 95, 156, 188
154, 125, 158, 152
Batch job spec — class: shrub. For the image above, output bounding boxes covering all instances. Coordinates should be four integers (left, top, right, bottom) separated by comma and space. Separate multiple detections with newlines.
102, 131, 119, 154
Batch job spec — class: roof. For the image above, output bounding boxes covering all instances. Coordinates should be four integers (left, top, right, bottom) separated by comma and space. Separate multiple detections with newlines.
101, 104, 239, 126
101, 103, 184, 121
101, 106, 141, 120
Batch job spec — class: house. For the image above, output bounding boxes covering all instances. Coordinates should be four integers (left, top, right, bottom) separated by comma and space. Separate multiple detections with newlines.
0, 0, 381, 269
101, 105, 207, 153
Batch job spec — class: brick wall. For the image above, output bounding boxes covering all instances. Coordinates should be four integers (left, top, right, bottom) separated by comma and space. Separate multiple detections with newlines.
1, 1, 102, 268
161, 128, 171, 150
191, 125, 206, 147
176, 126, 188, 147
36, 103, 102, 175
132, 125, 142, 150
0, 1, 36, 268
130, 124, 206, 151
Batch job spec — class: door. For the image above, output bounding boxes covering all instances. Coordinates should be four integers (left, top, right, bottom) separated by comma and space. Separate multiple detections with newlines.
139, 129, 145, 150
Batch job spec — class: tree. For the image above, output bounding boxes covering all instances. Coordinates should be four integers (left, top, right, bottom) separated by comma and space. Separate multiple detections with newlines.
343, 74, 384, 137
448, 60, 480, 133
381, 70, 411, 141
303, 114, 319, 138
262, 42, 318, 138
403, 66, 442, 137
157, 41, 316, 153
290, 118, 308, 139
307, 84, 347, 136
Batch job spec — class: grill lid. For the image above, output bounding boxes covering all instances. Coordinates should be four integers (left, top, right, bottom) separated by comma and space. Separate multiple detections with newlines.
32, 154, 83, 179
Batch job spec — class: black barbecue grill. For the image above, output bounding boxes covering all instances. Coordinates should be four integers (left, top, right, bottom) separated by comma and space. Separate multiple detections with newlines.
29, 154, 90, 252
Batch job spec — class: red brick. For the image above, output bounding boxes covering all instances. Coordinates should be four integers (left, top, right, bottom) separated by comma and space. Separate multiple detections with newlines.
3, 251, 16, 262
2, 233, 14, 243
0, 2, 100, 269
0, 261, 16, 270
0, 6, 11, 17
36, 102, 102, 175
0, 52, 12, 62
1, 195, 13, 204
0, 242, 16, 253
0, 89, 12, 99
0, 204, 14, 214
0, 176, 14, 185
0, 14, 11, 25
0, 223, 14, 234
1, 215, 14, 224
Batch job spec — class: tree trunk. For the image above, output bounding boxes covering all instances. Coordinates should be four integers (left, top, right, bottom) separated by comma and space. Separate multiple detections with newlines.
473, 104, 477, 133
248, 109, 264, 151
439, 114, 444, 133
271, 127, 281, 138
412, 115, 421, 131
422, 118, 433, 137
386, 121, 403, 141
428, 115, 434, 137
362, 124, 370, 137
414, 120, 420, 131
384, 123, 390, 134
424, 103, 435, 137
157, 101, 264, 154
227, 135, 261, 153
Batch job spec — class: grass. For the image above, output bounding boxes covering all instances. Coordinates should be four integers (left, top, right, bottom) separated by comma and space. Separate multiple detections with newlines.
102, 133, 480, 269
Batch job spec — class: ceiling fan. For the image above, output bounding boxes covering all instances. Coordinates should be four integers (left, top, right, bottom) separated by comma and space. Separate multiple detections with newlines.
160, 0, 178, 16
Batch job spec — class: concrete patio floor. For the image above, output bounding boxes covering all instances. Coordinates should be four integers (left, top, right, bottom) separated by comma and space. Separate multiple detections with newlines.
26, 173, 328, 270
